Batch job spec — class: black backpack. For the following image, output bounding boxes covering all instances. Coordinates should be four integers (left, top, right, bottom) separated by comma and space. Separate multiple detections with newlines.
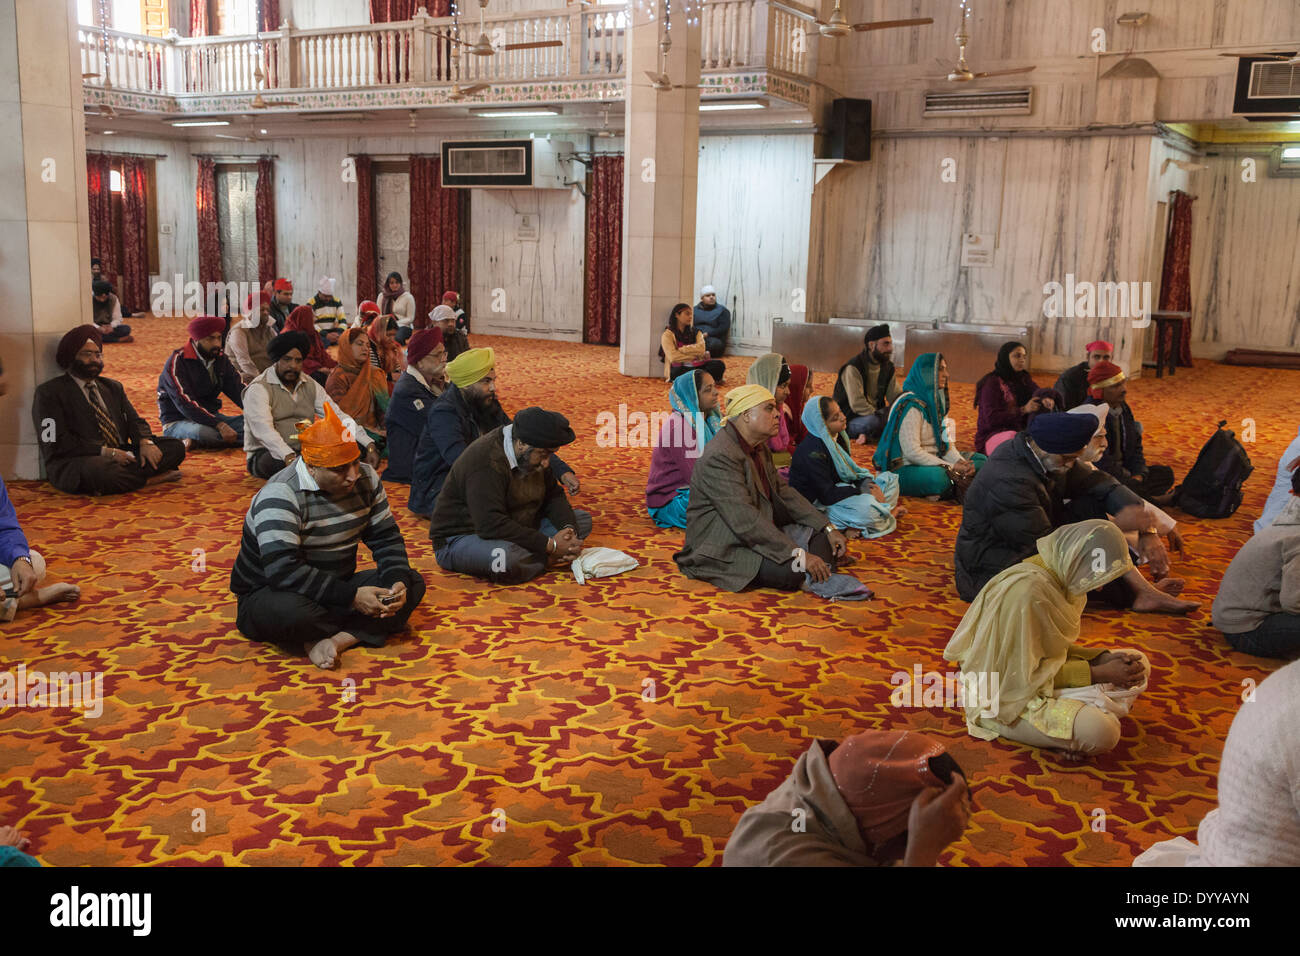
1174, 422, 1253, 518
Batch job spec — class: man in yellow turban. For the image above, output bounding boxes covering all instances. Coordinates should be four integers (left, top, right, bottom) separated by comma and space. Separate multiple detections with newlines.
230, 403, 426, 669
675, 384, 850, 592
408, 347, 583, 518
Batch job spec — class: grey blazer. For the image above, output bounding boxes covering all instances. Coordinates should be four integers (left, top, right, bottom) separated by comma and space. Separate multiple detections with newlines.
674, 422, 828, 591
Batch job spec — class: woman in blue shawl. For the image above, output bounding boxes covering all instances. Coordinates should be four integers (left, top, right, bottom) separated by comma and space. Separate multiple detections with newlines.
874, 353, 986, 499
789, 396, 904, 537
646, 369, 722, 529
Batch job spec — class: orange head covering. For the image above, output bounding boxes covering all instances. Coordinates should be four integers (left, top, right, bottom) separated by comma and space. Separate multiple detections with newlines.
295, 403, 360, 467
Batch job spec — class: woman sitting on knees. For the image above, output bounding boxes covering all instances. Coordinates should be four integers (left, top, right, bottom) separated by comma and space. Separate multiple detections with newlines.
645, 369, 721, 530
790, 397, 905, 538
973, 341, 1060, 455
874, 353, 985, 499
943, 519, 1151, 760
659, 302, 725, 384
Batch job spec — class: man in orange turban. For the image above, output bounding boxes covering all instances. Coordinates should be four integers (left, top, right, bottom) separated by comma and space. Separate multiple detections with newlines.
230, 403, 426, 669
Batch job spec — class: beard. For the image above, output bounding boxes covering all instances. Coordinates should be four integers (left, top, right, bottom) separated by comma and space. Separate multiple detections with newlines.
468, 388, 503, 425
1079, 444, 1103, 464
71, 359, 103, 379
197, 343, 222, 362
279, 366, 300, 385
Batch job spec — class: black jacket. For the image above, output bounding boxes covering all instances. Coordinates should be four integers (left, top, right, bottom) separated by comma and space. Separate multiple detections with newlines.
953, 432, 1142, 601
33, 373, 156, 482
1097, 404, 1149, 483
788, 433, 864, 507
1053, 362, 1090, 411
833, 349, 895, 417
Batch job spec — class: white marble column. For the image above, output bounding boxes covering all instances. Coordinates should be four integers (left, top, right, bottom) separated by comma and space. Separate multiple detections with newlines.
0, 0, 92, 480
618, 1, 702, 377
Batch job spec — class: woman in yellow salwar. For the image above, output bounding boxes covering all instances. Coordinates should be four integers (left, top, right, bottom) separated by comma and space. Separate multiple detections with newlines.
943, 519, 1151, 760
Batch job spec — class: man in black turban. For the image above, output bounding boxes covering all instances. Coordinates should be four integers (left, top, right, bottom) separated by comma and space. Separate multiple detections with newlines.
833, 323, 900, 444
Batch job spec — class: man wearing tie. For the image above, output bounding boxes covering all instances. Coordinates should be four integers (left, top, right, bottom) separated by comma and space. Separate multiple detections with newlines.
32, 325, 186, 496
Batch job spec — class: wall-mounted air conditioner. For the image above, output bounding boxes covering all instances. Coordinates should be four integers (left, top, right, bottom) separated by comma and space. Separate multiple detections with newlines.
440, 138, 575, 189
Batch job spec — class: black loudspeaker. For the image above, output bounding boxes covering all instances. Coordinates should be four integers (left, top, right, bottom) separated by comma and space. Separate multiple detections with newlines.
827, 98, 871, 161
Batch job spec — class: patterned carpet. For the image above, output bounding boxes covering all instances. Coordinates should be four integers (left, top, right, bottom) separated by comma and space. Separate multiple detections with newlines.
2, 314, 1295, 866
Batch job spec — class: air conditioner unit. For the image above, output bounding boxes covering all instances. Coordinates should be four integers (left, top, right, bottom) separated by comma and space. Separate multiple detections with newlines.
923, 87, 1033, 117
440, 138, 575, 189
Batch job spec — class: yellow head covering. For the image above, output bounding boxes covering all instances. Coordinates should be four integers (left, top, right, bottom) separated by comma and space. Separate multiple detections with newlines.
942, 519, 1132, 738
724, 384, 775, 421
446, 347, 495, 388
295, 403, 360, 467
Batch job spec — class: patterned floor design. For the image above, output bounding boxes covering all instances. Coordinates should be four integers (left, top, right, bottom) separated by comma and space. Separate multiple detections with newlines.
2, 315, 1295, 866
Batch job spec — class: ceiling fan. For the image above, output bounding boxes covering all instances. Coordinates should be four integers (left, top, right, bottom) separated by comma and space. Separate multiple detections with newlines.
788, 4, 933, 39
643, 36, 697, 92
593, 105, 617, 138
85, 102, 137, 118
449, 82, 491, 100
248, 65, 299, 108
1218, 50, 1300, 65
929, 10, 1036, 83
423, 0, 563, 56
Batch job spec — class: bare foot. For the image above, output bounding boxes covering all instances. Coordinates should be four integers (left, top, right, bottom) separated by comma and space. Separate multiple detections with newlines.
16, 583, 80, 610
1132, 586, 1199, 615
893, 505, 908, 520
1058, 749, 1088, 763
853, 434, 868, 446
307, 638, 339, 669
0, 825, 30, 850
924, 495, 942, 502
145, 469, 182, 486
1153, 577, 1185, 596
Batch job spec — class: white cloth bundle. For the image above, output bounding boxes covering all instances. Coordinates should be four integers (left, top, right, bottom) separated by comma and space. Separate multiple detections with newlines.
570, 547, 639, 585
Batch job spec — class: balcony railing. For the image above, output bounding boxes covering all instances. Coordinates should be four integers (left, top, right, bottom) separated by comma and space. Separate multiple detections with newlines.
77, 1, 814, 101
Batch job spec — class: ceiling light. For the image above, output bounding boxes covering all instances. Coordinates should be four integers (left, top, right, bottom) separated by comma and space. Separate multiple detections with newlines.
699, 99, 766, 112
170, 119, 231, 127
102, 130, 116, 135
470, 108, 560, 117
1284, 146, 1300, 159
260, 128, 267, 134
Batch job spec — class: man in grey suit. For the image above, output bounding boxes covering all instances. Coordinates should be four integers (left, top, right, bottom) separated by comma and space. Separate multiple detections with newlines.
675, 384, 848, 592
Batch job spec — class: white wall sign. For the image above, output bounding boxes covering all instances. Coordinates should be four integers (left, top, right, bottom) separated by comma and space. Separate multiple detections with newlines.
516, 213, 539, 241
960, 233, 994, 267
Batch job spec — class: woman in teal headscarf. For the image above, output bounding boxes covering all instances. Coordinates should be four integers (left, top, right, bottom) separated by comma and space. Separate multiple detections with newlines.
645, 368, 722, 529
873, 353, 986, 499
789, 396, 904, 537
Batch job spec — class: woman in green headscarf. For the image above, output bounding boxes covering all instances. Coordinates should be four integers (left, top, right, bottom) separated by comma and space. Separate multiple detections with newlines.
943, 520, 1151, 759
873, 353, 985, 499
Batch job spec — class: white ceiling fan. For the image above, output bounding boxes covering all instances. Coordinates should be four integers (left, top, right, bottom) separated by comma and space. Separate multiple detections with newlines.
422, 0, 564, 56
593, 104, 617, 138
788, 3, 933, 40
642, 35, 698, 92
928, 4, 1036, 83
449, 82, 491, 100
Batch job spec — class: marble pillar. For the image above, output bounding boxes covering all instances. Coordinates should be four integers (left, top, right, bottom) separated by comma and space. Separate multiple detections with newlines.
0, 0, 92, 480
618, 1, 701, 378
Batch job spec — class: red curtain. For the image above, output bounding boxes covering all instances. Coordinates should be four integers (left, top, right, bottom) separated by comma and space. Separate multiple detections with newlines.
1158, 189, 1195, 366
86, 152, 115, 284
259, 0, 281, 31
369, 0, 419, 21
190, 0, 209, 36
119, 158, 150, 313
584, 154, 624, 345
255, 156, 277, 289
408, 155, 466, 322
355, 155, 378, 303
196, 157, 222, 292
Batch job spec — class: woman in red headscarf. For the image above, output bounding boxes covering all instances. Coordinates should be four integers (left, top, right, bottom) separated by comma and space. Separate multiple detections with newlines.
783, 363, 813, 447
366, 313, 405, 390
284, 304, 336, 385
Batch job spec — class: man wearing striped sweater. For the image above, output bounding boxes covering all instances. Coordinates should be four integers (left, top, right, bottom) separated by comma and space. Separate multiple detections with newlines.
230, 404, 426, 669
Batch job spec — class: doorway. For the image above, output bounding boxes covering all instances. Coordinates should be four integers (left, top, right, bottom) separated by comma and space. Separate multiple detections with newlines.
216, 164, 259, 287
375, 169, 411, 291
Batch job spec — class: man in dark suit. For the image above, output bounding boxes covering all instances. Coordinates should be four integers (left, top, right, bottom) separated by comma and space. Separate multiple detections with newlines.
32, 325, 186, 496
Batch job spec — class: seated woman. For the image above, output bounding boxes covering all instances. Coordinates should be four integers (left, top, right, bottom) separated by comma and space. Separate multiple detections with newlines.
874, 352, 985, 499
790, 397, 904, 538
645, 369, 721, 530
943, 519, 1151, 760
325, 328, 390, 452
660, 302, 725, 385
723, 729, 972, 867
366, 314, 405, 390
784, 363, 812, 450
284, 305, 336, 386
973, 341, 1060, 455
747, 354, 795, 469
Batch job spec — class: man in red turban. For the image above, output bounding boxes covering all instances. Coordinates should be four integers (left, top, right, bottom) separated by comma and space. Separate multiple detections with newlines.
1087, 361, 1176, 504
382, 327, 446, 484
1053, 338, 1113, 410
32, 325, 186, 495
157, 316, 246, 448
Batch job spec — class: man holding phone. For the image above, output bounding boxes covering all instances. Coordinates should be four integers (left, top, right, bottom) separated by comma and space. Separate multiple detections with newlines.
230, 404, 426, 669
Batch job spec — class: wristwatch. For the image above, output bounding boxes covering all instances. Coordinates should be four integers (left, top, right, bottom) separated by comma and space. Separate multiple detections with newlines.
15, 555, 33, 568
824, 523, 837, 535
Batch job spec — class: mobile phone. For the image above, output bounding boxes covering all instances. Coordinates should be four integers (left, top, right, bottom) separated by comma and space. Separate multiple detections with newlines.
380, 592, 401, 606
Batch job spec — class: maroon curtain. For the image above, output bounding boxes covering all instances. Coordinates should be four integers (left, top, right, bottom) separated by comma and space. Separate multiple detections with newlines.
369, 0, 418, 21
190, 0, 210, 37
259, 0, 281, 31
255, 156, 276, 289
196, 157, 222, 292
408, 155, 466, 322
86, 152, 115, 284
1158, 189, 1195, 366
119, 158, 150, 313
355, 155, 378, 303
584, 155, 624, 345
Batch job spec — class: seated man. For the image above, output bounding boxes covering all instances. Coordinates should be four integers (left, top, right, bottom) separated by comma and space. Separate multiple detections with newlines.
1053, 339, 1112, 411
429, 299, 469, 362
1212, 468, 1300, 658
430, 407, 592, 584
91, 279, 132, 344
723, 730, 971, 867
227, 291, 276, 385
0, 475, 79, 622
408, 348, 579, 517
32, 326, 186, 495
268, 277, 297, 332
693, 284, 731, 359
834, 324, 900, 444
383, 328, 446, 484
674, 384, 850, 592
242, 331, 379, 480
1087, 361, 1175, 503
308, 276, 347, 347
953, 412, 1197, 613
1254, 424, 1300, 534
230, 404, 426, 669
157, 315, 246, 449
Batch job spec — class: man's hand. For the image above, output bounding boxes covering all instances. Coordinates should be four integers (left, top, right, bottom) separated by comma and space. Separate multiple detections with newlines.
1039, 397, 1055, 411
1166, 527, 1186, 555
827, 529, 849, 558
351, 585, 391, 617
550, 527, 582, 561
10, 558, 37, 599
140, 441, 162, 469
803, 552, 832, 583
105, 446, 136, 464
560, 472, 580, 495
1137, 531, 1170, 579
1022, 398, 1043, 414
902, 775, 971, 867
216, 421, 238, 443
364, 444, 381, 468
1090, 651, 1145, 688
378, 580, 407, 617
